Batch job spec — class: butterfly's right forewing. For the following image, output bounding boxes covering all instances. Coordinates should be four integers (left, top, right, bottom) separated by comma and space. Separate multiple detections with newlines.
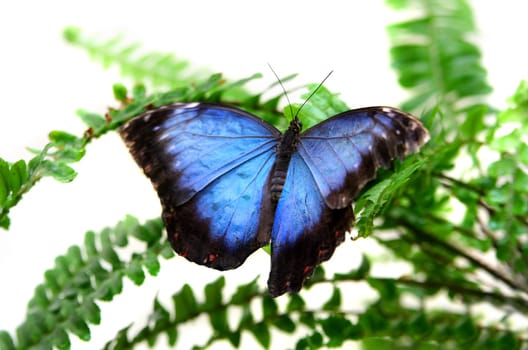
298, 107, 429, 209
120, 103, 281, 270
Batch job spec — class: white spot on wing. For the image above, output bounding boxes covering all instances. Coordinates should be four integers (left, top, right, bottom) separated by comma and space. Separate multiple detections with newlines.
142, 112, 152, 122
159, 131, 170, 141
184, 102, 200, 109
381, 107, 397, 116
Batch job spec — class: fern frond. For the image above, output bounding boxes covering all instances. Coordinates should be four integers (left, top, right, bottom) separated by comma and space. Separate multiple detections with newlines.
0, 133, 83, 229
63, 27, 202, 89
354, 155, 428, 237
102, 263, 528, 349
0, 215, 171, 349
0, 71, 281, 230
387, 0, 491, 114
479, 81, 528, 283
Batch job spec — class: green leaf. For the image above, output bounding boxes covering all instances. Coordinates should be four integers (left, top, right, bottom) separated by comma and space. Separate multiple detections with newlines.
160, 244, 175, 259
322, 287, 341, 310
125, 258, 145, 285
151, 298, 171, 332
0, 331, 15, 350
195, 73, 223, 94
355, 157, 425, 237
101, 241, 121, 269
132, 84, 147, 99
320, 316, 353, 347
28, 285, 50, 309
173, 284, 198, 322
40, 160, 77, 182
229, 277, 259, 304
67, 315, 91, 341
238, 305, 254, 329
48, 130, 80, 145
113, 83, 128, 102
7, 160, 28, 194
52, 328, 71, 350
274, 315, 296, 333
408, 312, 431, 336
209, 309, 229, 334
262, 296, 278, 319
489, 129, 523, 152
143, 251, 160, 276
0, 158, 10, 206
454, 317, 479, 342
76, 109, 106, 130
84, 231, 98, 257
495, 332, 520, 350
80, 300, 101, 325
0, 213, 9, 229
167, 327, 178, 347
62, 26, 81, 42
66, 245, 84, 269
131, 222, 161, 244
204, 277, 225, 309
226, 331, 241, 347
295, 332, 323, 350
299, 312, 316, 328
459, 104, 488, 139
358, 308, 389, 334
97, 274, 123, 301
44, 269, 61, 293
250, 323, 271, 349
287, 293, 306, 312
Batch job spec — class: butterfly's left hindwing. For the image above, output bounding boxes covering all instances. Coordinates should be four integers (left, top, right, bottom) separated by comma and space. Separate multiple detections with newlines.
120, 103, 280, 270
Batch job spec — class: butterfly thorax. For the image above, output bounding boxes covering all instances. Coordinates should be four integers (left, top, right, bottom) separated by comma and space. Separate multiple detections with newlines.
270, 118, 302, 202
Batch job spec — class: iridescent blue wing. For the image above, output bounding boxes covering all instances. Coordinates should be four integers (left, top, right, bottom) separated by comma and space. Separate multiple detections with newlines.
120, 103, 281, 270
299, 107, 429, 209
268, 107, 429, 296
268, 153, 354, 296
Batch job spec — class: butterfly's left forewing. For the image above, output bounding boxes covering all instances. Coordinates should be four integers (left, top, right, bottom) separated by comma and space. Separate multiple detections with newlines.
120, 103, 281, 270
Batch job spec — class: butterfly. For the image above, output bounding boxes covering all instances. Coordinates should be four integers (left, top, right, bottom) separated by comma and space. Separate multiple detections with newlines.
120, 102, 429, 297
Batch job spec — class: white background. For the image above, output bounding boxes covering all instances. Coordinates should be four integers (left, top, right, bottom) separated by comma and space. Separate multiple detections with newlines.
0, 1, 527, 349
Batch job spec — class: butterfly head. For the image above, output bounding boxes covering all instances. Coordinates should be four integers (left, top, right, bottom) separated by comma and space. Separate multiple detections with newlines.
267, 64, 332, 130
289, 117, 302, 133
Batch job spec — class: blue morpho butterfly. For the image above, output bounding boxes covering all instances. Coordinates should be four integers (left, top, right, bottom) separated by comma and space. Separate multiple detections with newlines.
120, 93, 429, 297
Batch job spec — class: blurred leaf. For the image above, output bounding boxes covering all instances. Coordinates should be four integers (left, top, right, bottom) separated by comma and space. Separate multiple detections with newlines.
173, 284, 198, 322
250, 323, 270, 349
113, 83, 128, 102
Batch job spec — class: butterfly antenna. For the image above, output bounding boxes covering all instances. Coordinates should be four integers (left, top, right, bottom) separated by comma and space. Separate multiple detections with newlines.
294, 70, 333, 120
267, 63, 295, 120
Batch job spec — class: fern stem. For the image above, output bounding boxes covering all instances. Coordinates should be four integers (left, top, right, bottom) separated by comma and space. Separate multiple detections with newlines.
424, 0, 448, 110
391, 277, 528, 313
397, 216, 528, 294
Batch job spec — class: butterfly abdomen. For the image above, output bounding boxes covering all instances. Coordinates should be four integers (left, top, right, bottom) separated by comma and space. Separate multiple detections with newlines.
270, 119, 302, 202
